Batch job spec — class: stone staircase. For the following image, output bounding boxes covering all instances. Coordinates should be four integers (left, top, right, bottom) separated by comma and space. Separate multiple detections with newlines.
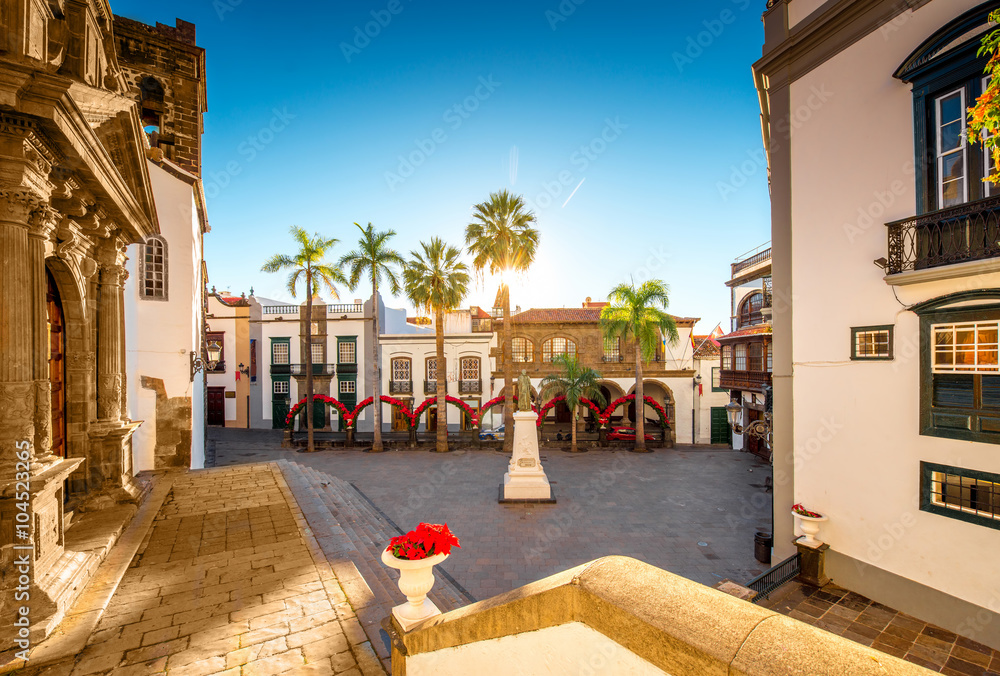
276, 460, 475, 672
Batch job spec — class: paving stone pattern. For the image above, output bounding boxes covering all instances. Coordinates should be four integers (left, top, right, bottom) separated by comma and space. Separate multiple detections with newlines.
762, 582, 1000, 676
276, 460, 472, 672
210, 429, 774, 600
17, 464, 379, 676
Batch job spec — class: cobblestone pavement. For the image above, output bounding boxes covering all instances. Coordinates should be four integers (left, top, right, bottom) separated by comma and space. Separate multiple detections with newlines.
762, 582, 1000, 676
19, 464, 377, 676
210, 429, 774, 600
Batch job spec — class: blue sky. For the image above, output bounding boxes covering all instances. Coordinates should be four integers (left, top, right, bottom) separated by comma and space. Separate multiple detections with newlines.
114, 0, 771, 330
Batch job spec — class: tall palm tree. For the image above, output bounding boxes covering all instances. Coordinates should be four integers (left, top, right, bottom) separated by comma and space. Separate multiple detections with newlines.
465, 190, 539, 453
403, 238, 470, 453
340, 222, 405, 453
261, 226, 346, 453
539, 354, 606, 454
600, 280, 679, 452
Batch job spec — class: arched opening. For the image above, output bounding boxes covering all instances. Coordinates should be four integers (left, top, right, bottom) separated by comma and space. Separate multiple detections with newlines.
139, 76, 165, 136
47, 269, 66, 458
738, 292, 765, 328
626, 381, 675, 428
541, 337, 577, 362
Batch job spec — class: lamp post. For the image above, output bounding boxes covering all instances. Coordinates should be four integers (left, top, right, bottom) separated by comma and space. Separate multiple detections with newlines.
691, 374, 702, 444
191, 341, 223, 380
725, 398, 773, 453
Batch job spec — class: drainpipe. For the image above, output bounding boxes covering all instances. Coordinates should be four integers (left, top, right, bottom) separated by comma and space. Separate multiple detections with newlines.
692, 374, 702, 445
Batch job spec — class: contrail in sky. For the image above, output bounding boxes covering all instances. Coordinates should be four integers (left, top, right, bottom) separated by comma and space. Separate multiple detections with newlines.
562, 178, 586, 207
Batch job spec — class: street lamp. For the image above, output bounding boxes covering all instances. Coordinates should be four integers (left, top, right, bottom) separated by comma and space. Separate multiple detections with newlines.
725, 393, 773, 453
190, 340, 224, 380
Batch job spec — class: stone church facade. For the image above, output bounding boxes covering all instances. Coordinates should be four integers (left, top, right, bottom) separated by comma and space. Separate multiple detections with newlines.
0, 0, 198, 648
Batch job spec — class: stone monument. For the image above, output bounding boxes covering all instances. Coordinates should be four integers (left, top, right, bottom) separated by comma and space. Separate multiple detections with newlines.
500, 371, 554, 502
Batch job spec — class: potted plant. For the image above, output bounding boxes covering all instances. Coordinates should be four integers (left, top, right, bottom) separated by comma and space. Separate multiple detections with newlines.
381, 523, 460, 628
791, 503, 828, 547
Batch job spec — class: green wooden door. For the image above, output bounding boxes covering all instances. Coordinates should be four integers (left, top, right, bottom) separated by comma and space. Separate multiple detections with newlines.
313, 399, 326, 429
710, 407, 731, 445
272, 397, 289, 429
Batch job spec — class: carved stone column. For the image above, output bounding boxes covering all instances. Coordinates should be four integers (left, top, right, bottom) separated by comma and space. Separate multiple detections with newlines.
28, 206, 59, 462
0, 188, 42, 483
97, 242, 125, 422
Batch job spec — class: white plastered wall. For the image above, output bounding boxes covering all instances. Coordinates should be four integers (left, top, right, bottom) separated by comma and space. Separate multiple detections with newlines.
788, 0, 999, 611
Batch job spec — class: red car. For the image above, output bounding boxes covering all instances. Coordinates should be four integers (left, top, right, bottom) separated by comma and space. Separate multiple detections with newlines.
607, 426, 655, 442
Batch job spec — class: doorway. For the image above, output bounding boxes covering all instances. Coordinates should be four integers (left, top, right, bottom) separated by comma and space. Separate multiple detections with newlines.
710, 407, 731, 445
392, 404, 410, 432
47, 270, 66, 457
207, 387, 226, 426
426, 407, 438, 432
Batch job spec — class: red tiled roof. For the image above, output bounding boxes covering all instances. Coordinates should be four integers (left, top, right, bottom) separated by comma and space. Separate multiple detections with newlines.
717, 325, 772, 341
693, 335, 721, 358
471, 305, 491, 319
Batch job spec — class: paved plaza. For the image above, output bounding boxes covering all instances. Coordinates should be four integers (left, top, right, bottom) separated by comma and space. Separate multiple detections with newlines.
210, 429, 774, 599
12, 464, 377, 676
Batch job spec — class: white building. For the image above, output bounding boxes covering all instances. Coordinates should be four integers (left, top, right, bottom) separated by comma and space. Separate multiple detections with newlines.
380, 307, 496, 432
692, 331, 733, 446
124, 156, 208, 470
754, 0, 1000, 648
205, 291, 249, 428
249, 294, 371, 431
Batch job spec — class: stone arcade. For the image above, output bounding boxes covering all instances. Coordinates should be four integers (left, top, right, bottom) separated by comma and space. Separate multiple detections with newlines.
0, 0, 160, 648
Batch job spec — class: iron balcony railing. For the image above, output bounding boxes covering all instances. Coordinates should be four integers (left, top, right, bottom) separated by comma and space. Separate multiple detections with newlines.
290, 363, 335, 376
424, 380, 438, 394
270, 364, 291, 375
459, 379, 482, 394
732, 243, 772, 276
747, 553, 801, 603
389, 380, 412, 394
885, 196, 1000, 274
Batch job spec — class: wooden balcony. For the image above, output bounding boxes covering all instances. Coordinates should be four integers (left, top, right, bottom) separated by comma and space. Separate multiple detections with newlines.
719, 369, 771, 392
885, 196, 1000, 275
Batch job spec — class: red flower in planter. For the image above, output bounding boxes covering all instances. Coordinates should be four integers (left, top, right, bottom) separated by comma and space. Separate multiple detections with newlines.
792, 503, 823, 518
386, 523, 460, 561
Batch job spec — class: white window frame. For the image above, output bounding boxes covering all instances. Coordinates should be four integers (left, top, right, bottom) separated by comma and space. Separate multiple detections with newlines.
339, 380, 356, 395
311, 342, 324, 365
932, 320, 1000, 373
721, 345, 732, 370
273, 380, 289, 395
272, 341, 290, 365
339, 341, 356, 364
936, 88, 968, 208
984, 77, 996, 199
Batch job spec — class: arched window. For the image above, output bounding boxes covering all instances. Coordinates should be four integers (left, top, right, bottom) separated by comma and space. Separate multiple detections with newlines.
512, 337, 533, 363
542, 337, 577, 362
738, 293, 764, 328
722, 345, 732, 369
140, 236, 167, 300
390, 357, 411, 394
425, 357, 437, 381
391, 357, 411, 382
460, 357, 480, 381
139, 76, 164, 135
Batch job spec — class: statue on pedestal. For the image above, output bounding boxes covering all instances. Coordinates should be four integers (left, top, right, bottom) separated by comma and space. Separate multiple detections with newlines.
517, 369, 531, 411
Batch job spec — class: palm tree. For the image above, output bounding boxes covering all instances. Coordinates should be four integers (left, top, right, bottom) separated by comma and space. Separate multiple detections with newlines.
465, 190, 539, 453
403, 238, 470, 453
261, 227, 346, 453
600, 280, 679, 452
539, 354, 606, 454
340, 222, 405, 453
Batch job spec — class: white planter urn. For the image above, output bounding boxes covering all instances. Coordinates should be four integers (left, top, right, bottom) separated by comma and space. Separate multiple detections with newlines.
792, 510, 828, 548
381, 549, 448, 630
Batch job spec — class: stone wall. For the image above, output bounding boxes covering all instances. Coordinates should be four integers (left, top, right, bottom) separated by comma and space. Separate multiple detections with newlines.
114, 17, 206, 177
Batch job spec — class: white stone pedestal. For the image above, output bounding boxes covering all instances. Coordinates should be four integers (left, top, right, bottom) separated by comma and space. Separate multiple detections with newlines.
500, 411, 553, 502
